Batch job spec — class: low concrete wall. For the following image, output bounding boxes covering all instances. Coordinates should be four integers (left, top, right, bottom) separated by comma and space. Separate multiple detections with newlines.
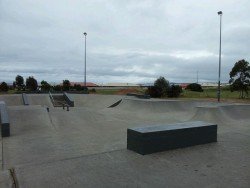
0, 101, 10, 137
22, 93, 29, 105
63, 92, 74, 107
127, 121, 217, 155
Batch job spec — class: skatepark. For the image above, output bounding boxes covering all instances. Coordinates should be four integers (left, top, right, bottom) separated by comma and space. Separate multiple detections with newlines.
0, 93, 249, 187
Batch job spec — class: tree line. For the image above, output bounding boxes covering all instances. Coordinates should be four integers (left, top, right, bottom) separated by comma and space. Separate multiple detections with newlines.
0, 75, 88, 93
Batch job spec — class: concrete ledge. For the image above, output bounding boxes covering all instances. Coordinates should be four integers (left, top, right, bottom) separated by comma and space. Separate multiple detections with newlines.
127, 121, 217, 155
63, 92, 74, 107
0, 101, 10, 137
22, 93, 29, 105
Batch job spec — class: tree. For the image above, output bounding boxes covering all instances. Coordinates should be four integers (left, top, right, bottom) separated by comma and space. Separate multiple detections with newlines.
62, 80, 70, 91
154, 76, 170, 97
0, 82, 9, 92
186, 83, 203, 92
26, 76, 38, 91
41, 80, 51, 91
15, 75, 24, 90
13, 81, 16, 89
167, 85, 182, 98
146, 77, 170, 98
229, 59, 250, 98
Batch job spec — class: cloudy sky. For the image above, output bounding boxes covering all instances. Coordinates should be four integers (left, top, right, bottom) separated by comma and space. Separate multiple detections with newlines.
0, 0, 249, 84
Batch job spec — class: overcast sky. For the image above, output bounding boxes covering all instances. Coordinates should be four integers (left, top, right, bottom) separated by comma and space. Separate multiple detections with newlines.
0, 0, 250, 84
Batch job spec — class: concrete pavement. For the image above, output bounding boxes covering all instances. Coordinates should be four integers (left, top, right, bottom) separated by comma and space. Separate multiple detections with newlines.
0, 94, 249, 187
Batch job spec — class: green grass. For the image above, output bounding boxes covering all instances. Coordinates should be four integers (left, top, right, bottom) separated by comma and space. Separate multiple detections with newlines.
94, 89, 121, 95
181, 87, 244, 99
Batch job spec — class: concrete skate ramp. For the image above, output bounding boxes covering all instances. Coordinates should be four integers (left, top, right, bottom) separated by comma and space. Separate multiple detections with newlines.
7, 105, 53, 136
69, 94, 123, 109
3, 105, 56, 168
0, 94, 23, 106
219, 104, 250, 120
26, 94, 53, 107
191, 106, 223, 123
115, 98, 211, 113
191, 104, 250, 123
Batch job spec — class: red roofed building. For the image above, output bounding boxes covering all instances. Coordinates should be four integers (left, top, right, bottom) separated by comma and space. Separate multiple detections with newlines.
179, 83, 189, 89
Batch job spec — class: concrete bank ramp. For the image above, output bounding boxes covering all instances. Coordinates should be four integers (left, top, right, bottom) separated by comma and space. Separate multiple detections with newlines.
191, 104, 250, 123
219, 104, 250, 120
191, 106, 224, 123
26, 94, 53, 107
7, 105, 53, 136
68, 94, 123, 109
114, 98, 213, 113
0, 94, 23, 106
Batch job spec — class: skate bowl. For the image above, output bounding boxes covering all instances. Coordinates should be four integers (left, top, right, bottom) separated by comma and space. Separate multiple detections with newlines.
0, 94, 249, 187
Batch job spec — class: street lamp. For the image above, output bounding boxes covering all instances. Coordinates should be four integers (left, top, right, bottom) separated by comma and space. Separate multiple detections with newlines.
83, 32, 87, 87
217, 11, 222, 102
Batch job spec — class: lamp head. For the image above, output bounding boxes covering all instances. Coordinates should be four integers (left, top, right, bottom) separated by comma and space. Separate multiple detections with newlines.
83, 32, 87, 36
218, 11, 222, 15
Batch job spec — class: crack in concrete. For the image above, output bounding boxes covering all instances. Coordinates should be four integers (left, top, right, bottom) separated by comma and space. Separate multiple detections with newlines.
9, 168, 19, 188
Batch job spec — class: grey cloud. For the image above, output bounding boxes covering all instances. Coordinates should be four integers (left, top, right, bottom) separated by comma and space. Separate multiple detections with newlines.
0, 0, 250, 84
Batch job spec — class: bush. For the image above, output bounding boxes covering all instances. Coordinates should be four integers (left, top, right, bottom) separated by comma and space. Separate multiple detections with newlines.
90, 88, 96, 93
154, 76, 170, 97
41, 80, 51, 91
73, 84, 81, 91
167, 85, 182, 97
186, 83, 203, 92
0, 82, 9, 92
146, 77, 170, 98
146, 86, 162, 98
26, 76, 38, 91
82, 86, 89, 93
62, 80, 70, 91
53, 85, 62, 91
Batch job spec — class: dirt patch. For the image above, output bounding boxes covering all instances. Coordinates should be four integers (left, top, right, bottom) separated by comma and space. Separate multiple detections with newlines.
115, 88, 143, 95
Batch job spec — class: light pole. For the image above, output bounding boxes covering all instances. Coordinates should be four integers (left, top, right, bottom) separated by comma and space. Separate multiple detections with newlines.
83, 32, 87, 87
217, 11, 222, 102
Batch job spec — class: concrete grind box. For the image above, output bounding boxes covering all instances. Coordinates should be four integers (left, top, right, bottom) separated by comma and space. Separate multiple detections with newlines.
127, 121, 217, 155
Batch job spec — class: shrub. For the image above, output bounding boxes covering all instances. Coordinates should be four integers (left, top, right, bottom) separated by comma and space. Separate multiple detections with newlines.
82, 86, 89, 93
62, 80, 70, 91
0, 82, 9, 92
73, 84, 80, 91
90, 88, 96, 93
53, 85, 62, 91
41, 80, 51, 91
186, 83, 203, 92
154, 76, 170, 97
146, 86, 162, 98
167, 85, 182, 97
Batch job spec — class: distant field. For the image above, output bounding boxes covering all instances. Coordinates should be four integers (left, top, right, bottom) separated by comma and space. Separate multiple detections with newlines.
93, 86, 249, 102
181, 87, 242, 99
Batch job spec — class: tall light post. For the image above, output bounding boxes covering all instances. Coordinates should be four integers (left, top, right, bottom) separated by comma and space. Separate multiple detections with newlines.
217, 11, 222, 102
83, 32, 87, 87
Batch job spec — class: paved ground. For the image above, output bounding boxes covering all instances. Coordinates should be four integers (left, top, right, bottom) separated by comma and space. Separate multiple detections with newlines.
0, 94, 249, 187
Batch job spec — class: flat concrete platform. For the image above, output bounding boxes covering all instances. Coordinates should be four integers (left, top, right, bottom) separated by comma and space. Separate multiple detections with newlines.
0, 94, 249, 187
